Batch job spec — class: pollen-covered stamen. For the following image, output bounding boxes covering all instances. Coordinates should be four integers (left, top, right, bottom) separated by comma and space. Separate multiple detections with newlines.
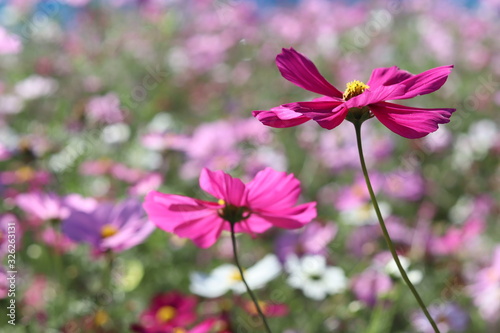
343, 80, 369, 101
100, 225, 118, 238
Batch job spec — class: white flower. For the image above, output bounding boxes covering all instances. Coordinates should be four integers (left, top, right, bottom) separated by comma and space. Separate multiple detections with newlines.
14, 75, 58, 100
285, 254, 347, 300
384, 255, 423, 285
190, 254, 281, 298
339, 202, 391, 226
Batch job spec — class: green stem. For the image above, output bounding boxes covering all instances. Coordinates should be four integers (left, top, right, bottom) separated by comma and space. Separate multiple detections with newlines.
353, 122, 440, 333
229, 223, 273, 333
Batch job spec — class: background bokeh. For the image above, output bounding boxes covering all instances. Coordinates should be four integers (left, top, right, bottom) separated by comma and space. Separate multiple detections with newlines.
0, 0, 499, 332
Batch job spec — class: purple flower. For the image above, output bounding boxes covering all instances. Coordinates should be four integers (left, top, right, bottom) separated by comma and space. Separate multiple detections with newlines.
85, 93, 124, 124
62, 199, 155, 254
351, 268, 393, 307
382, 170, 425, 202
411, 302, 469, 333
275, 221, 337, 262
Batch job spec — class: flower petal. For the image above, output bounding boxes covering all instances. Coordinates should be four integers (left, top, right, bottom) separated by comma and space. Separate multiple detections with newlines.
284, 98, 347, 130
253, 202, 317, 229
174, 213, 225, 248
246, 167, 301, 211
370, 102, 456, 139
143, 191, 217, 232
346, 84, 406, 108
252, 106, 310, 128
199, 168, 247, 206
390, 65, 454, 100
367, 66, 413, 89
276, 48, 343, 98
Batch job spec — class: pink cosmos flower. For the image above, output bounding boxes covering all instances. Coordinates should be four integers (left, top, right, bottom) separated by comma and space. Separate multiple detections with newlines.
144, 167, 317, 248
253, 48, 455, 139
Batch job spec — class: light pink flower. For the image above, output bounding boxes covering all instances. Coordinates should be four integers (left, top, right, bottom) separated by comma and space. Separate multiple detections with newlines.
144, 168, 317, 248
253, 48, 455, 139
0, 27, 22, 55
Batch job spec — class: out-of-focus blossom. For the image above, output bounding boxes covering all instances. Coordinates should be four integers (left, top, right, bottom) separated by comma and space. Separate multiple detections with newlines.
242, 299, 289, 317
62, 199, 155, 254
141, 132, 190, 151
253, 48, 455, 139
79, 159, 114, 176
382, 170, 425, 201
452, 120, 498, 170
347, 218, 413, 258
14, 75, 58, 100
110, 163, 144, 183
0, 27, 22, 54
0, 95, 24, 115
131, 292, 197, 333
144, 167, 316, 248
275, 221, 337, 262
285, 254, 347, 300
411, 302, 469, 333
334, 174, 383, 211
468, 247, 500, 322
190, 254, 281, 298
40, 227, 76, 253
129, 172, 164, 196
85, 93, 124, 124
351, 268, 393, 307
16, 192, 70, 222
375, 252, 423, 285
429, 218, 485, 256
339, 201, 391, 226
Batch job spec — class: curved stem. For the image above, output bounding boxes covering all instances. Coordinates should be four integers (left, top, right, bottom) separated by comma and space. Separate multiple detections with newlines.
229, 223, 273, 333
353, 122, 440, 333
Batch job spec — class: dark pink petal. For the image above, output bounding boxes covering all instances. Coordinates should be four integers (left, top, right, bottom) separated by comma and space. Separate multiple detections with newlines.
367, 66, 413, 89
246, 167, 301, 211
174, 214, 225, 248
276, 48, 343, 98
284, 98, 347, 130
252, 106, 310, 128
346, 84, 406, 108
390, 65, 454, 100
254, 202, 317, 229
370, 102, 456, 139
224, 217, 273, 234
199, 168, 247, 206
143, 191, 217, 232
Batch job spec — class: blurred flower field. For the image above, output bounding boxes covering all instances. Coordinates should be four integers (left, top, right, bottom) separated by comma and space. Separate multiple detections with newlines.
0, 0, 499, 332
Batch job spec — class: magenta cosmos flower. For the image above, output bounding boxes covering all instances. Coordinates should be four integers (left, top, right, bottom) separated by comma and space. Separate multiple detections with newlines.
253, 48, 456, 139
144, 167, 317, 248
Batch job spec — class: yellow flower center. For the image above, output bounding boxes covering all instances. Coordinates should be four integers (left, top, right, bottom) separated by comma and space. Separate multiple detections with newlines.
217, 199, 226, 206
172, 328, 186, 333
100, 225, 118, 238
247, 301, 268, 315
343, 80, 369, 101
156, 305, 177, 323
15, 166, 35, 181
230, 269, 244, 281
94, 309, 109, 327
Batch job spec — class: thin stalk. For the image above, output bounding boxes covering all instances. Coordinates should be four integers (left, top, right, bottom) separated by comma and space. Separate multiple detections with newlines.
229, 223, 273, 333
353, 122, 440, 333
